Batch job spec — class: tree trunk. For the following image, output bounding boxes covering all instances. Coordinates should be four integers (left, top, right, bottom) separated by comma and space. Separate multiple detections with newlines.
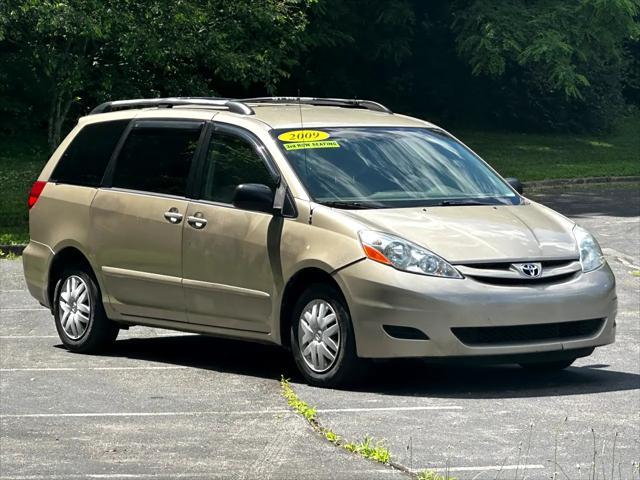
47, 92, 57, 152
46, 37, 88, 151
47, 89, 73, 153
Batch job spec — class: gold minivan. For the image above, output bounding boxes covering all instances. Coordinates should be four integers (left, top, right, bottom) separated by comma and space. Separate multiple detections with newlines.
23, 97, 617, 386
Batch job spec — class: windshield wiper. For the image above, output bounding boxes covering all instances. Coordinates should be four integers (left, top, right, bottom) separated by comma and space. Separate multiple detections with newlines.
435, 200, 494, 206
318, 201, 383, 210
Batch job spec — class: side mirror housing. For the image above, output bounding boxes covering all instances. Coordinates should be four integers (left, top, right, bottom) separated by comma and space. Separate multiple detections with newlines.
232, 183, 275, 214
505, 177, 523, 195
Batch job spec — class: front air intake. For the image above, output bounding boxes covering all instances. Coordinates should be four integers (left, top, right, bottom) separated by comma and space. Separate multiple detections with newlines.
451, 318, 605, 346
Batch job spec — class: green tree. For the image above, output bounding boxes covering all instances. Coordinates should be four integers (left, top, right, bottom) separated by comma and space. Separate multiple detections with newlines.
288, 0, 639, 131
0, 0, 312, 150
454, 0, 640, 99
283, 0, 417, 109
2, 1, 109, 149
1, 0, 638, 137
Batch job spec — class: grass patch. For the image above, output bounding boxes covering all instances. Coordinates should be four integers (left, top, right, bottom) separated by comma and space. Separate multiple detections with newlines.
0, 249, 20, 260
344, 436, 391, 464
459, 114, 640, 181
280, 377, 392, 465
281, 375, 318, 423
416, 471, 456, 480
0, 229, 30, 245
280, 377, 456, 479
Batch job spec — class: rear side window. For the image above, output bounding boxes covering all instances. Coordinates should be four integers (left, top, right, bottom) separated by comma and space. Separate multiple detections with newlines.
201, 131, 277, 204
51, 120, 129, 187
112, 122, 203, 196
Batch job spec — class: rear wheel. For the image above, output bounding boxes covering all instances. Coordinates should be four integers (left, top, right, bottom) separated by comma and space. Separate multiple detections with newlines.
519, 358, 576, 371
290, 283, 362, 387
53, 267, 119, 352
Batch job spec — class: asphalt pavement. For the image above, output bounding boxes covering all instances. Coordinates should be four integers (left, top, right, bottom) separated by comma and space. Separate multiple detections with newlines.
1, 184, 638, 479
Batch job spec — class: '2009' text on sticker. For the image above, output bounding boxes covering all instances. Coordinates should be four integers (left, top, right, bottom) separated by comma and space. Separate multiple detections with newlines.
278, 130, 330, 142
283, 141, 340, 151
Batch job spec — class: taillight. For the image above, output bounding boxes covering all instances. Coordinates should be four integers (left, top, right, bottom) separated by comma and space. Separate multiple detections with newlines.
28, 181, 47, 209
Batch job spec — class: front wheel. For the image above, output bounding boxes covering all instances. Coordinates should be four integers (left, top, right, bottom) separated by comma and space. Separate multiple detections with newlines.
53, 267, 119, 353
290, 284, 363, 387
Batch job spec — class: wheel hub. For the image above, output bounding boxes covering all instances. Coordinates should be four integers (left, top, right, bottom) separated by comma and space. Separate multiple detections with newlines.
58, 275, 91, 340
298, 299, 341, 373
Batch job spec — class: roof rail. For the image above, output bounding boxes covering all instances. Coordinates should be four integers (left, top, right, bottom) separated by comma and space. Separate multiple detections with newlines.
241, 97, 392, 114
89, 97, 255, 115
89, 96, 393, 116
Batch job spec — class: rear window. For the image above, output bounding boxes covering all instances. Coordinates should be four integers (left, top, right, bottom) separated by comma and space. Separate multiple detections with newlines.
51, 120, 129, 187
112, 122, 203, 196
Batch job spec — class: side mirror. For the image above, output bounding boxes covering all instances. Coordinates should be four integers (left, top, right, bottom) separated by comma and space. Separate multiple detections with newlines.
505, 177, 523, 195
232, 183, 275, 214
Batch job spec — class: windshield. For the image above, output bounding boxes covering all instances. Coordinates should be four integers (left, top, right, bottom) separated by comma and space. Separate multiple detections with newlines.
272, 127, 520, 208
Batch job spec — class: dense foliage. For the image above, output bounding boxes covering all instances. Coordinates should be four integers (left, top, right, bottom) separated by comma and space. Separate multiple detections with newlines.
1, 0, 638, 149
0, 0, 311, 147
287, 0, 639, 131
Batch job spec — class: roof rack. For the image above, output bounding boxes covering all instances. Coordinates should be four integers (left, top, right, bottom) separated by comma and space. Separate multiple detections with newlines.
241, 97, 392, 113
89, 96, 392, 116
90, 97, 254, 115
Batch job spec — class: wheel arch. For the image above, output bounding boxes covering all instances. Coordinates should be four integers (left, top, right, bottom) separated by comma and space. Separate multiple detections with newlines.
279, 267, 348, 350
47, 246, 100, 308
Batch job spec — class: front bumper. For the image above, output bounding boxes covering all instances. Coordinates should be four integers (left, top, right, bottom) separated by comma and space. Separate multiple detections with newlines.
333, 259, 617, 359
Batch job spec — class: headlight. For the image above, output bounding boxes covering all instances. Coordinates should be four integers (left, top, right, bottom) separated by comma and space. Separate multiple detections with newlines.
573, 225, 604, 272
358, 230, 463, 279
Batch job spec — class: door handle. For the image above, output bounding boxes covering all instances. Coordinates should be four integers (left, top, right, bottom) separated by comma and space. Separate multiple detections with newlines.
187, 213, 208, 229
163, 208, 183, 224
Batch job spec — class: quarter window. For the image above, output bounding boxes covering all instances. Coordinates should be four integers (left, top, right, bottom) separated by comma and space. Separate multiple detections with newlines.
51, 120, 129, 187
201, 131, 276, 204
112, 123, 202, 196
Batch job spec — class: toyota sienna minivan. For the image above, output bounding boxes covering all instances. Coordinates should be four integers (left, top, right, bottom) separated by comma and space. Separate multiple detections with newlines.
23, 97, 617, 386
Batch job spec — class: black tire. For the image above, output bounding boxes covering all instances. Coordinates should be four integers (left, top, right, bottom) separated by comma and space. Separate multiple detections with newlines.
519, 358, 576, 372
290, 283, 363, 387
53, 267, 119, 353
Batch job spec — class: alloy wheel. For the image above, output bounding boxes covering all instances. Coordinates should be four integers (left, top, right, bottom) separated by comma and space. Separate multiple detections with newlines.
298, 299, 341, 373
59, 275, 91, 340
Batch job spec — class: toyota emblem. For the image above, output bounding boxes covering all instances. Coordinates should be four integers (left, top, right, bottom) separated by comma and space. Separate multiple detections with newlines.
512, 262, 543, 278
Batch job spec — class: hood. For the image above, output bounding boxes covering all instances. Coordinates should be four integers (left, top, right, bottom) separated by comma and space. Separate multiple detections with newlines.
341, 201, 578, 263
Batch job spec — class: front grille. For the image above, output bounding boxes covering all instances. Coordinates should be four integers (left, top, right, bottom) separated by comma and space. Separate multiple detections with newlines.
457, 259, 581, 286
452, 318, 605, 346
470, 272, 577, 286
465, 259, 574, 270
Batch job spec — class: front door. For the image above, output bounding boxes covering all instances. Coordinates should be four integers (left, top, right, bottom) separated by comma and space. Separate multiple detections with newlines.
91, 120, 204, 322
182, 125, 280, 332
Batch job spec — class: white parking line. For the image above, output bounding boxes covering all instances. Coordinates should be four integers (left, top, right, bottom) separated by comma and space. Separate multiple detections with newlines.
0, 308, 47, 312
0, 335, 58, 339
0, 366, 188, 372
424, 464, 545, 473
1, 475, 225, 479
0, 333, 195, 339
318, 406, 462, 413
0, 405, 462, 419
0, 470, 400, 479
0, 409, 292, 418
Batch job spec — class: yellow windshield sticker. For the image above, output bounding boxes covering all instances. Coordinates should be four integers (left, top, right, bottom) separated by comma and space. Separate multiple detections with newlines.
278, 130, 330, 143
283, 140, 340, 151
